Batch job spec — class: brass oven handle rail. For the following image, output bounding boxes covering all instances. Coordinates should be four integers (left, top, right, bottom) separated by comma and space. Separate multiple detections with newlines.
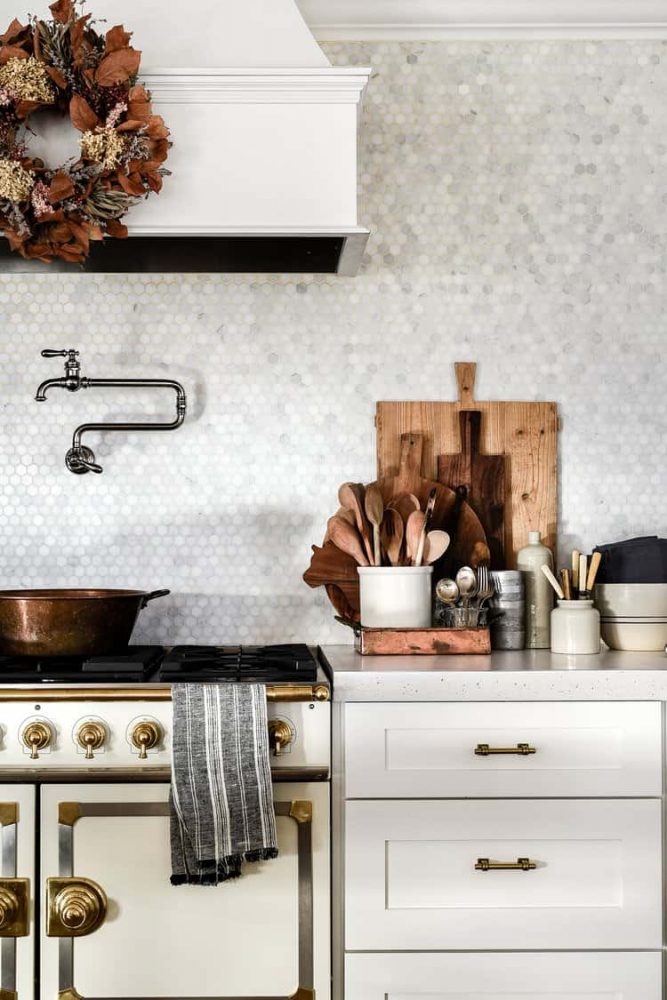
0, 683, 330, 703
474, 743, 536, 756
475, 857, 537, 871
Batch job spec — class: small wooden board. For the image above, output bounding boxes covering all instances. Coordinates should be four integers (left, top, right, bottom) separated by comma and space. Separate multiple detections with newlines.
354, 626, 491, 656
438, 409, 506, 569
376, 361, 558, 567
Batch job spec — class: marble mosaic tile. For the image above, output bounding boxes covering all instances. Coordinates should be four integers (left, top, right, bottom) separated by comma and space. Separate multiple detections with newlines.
0, 41, 665, 644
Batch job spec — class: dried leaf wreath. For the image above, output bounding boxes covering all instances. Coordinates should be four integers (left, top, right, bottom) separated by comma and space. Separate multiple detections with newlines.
0, 0, 170, 263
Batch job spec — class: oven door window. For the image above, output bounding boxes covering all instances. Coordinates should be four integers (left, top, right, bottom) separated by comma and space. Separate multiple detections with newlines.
39, 782, 329, 999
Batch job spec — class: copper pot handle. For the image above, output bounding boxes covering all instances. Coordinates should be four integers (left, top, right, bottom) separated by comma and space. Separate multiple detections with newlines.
140, 589, 170, 608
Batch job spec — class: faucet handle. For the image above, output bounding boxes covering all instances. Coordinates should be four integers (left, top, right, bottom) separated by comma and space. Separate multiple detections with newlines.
65, 446, 103, 475
41, 349, 79, 359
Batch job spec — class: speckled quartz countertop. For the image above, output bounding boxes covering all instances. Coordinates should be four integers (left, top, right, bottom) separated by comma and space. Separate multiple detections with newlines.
319, 646, 667, 701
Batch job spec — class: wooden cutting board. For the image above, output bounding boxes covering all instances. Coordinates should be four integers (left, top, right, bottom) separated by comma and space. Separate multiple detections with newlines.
438, 410, 506, 569
376, 362, 558, 567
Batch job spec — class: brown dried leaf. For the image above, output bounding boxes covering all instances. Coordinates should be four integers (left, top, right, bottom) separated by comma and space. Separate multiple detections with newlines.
95, 47, 141, 87
105, 219, 128, 238
145, 116, 169, 139
46, 66, 67, 89
49, 0, 75, 24
48, 173, 75, 203
116, 120, 144, 133
146, 172, 162, 193
15, 99, 42, 118
117, 171, 144, 196
0, 45, 29, 64
69, 94, 98, 131
105, 25, 132, 53
70, 14, 91, 66
1, 19, 25, 43
128, 84, 152, 122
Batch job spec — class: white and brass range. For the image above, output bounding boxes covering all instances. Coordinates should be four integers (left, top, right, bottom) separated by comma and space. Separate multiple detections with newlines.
0, 672, 332, 999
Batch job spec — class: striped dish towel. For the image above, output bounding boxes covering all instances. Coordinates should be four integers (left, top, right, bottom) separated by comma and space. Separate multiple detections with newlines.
170, 683, 278, 885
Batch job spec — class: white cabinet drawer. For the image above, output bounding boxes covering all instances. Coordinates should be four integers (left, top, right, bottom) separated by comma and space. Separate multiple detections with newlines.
345, 701, 661, 798
345, 799, 662, 950
345, 952, 662, 1000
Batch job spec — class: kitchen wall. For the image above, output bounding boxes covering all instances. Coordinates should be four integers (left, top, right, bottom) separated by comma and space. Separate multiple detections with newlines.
1, 40, 665, 644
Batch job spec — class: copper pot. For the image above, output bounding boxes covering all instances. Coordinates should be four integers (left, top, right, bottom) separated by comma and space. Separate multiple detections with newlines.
0, 589, 170, 658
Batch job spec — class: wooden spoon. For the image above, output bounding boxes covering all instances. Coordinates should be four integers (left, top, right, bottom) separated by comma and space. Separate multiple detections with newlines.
380, 508, 404, 566
323, 506, 356, 544
423, 529, 450, 564
327, 515, 369, 567
364, 483, 384, 566
338, 482, 374, 565
405, 510, 425, 566
388, 493, 421, 525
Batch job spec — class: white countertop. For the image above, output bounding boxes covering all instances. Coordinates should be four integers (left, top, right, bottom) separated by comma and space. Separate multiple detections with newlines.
320, 646, 667, 701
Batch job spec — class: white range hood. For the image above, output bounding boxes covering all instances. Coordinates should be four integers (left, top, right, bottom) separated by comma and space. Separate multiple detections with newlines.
1, 0, 371, 274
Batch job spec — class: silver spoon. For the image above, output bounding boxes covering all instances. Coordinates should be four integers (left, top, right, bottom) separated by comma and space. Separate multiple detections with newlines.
435, 578, 459, 605
455, 566, 478, 615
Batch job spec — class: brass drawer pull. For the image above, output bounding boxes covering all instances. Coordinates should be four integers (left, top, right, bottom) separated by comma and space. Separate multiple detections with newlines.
475, 857, 537, 872
474, 743, 536, 756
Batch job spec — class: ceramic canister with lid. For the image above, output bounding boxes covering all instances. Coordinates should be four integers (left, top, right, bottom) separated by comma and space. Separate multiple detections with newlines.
551, 599, 601, 655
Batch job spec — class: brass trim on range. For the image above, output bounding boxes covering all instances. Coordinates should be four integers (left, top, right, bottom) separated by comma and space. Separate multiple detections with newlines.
46, 877, 107, 937
0, 683, 330, 703
0, 805, 17, 828
56, 797, 316, 1000
0, 989, 17, 1000
0, 879, 29, 937
475, 857, 537, 871
474, 743, 537, 756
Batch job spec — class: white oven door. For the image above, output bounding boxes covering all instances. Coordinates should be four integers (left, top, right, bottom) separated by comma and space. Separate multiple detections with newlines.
39, 781, 329, 1000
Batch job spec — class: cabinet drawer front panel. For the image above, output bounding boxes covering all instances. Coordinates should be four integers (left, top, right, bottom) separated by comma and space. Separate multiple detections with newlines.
345, 952, 662, 1000
345, 702, 661, 797
345, 799, 661, 950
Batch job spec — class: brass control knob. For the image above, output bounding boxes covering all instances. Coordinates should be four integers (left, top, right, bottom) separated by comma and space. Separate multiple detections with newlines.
130, 720, 162, 760
75, 721, 106, 760
21, 720, 53, 760
268, 719, 293, 756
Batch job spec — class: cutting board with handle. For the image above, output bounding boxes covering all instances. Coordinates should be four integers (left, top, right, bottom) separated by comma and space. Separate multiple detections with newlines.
376, 362, 558, 567
438, 406, 506, 569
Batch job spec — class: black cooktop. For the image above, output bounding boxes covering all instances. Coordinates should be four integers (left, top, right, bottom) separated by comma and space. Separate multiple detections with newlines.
0, 644, 320, 684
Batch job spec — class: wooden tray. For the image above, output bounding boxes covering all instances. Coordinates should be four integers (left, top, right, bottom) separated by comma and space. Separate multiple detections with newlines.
352, 625, 491, 656
376, 361, 558, 567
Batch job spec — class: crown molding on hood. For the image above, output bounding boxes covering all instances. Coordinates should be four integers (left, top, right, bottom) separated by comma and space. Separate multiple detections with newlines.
298, 0, 667, 39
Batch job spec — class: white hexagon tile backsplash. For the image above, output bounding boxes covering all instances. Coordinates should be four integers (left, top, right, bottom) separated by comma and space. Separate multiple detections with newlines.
0, 40, 665, 645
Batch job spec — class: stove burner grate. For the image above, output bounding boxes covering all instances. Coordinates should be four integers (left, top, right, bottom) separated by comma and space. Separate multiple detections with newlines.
158, 644, 319, 683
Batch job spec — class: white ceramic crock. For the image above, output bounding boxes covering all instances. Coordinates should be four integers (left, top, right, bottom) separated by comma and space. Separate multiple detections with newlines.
357, 566, 433, 628
550, 599, 600, 655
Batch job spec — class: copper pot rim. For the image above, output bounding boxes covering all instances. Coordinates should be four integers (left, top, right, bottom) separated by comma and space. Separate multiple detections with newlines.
0, 589, 152, 601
